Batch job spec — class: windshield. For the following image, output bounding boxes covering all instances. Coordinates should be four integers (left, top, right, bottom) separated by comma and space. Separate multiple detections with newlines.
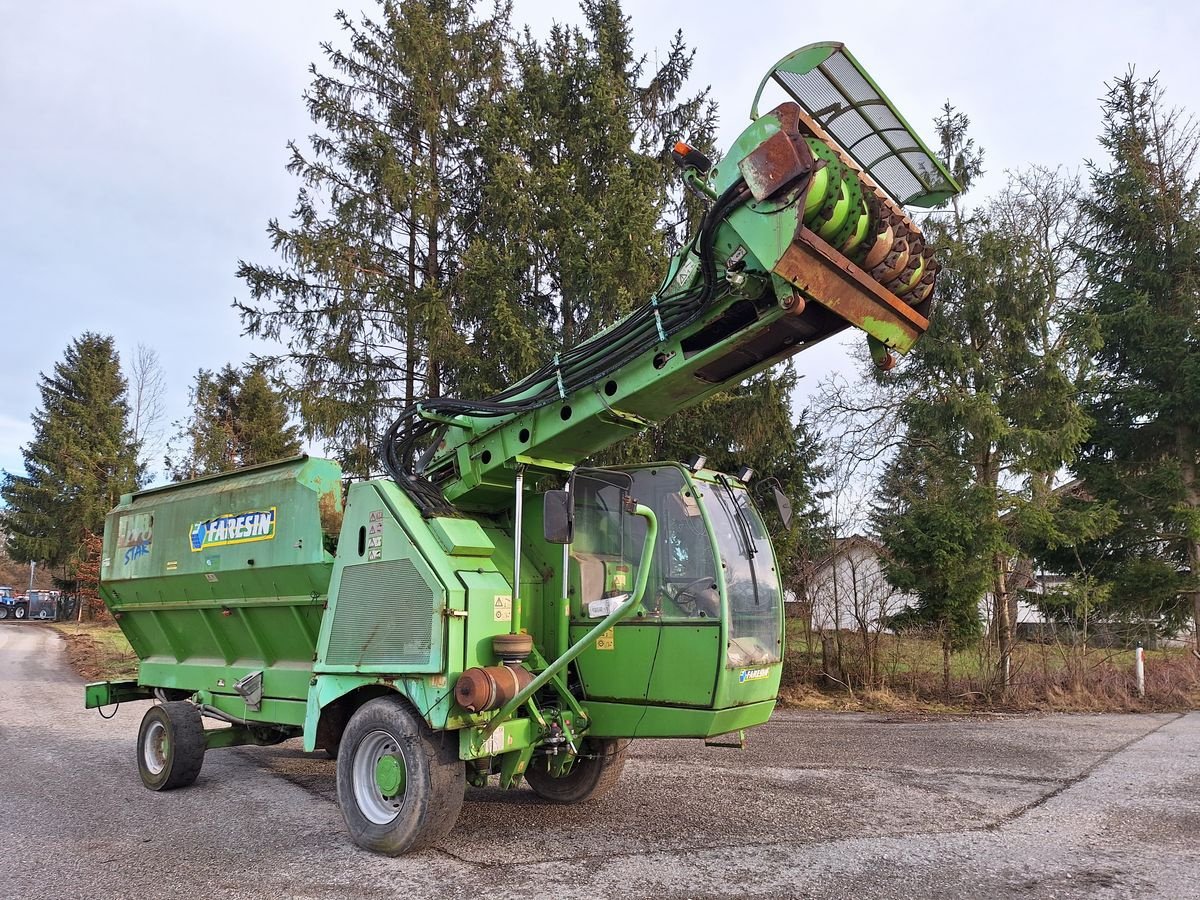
705, 478, 782, 666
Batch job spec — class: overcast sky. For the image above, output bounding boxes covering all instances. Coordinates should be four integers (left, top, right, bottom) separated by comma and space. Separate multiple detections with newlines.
3, 0, 1199, 482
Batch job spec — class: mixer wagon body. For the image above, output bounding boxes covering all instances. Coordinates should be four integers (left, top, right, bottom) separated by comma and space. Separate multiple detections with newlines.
93, 457, 341, 721
85, 41, 959, 855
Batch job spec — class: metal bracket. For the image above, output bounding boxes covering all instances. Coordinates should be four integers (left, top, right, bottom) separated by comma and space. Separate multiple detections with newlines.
704, 728, 747, 750
234, 670, 263, 712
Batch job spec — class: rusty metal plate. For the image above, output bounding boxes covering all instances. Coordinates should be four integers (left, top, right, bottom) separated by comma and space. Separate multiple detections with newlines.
738, 128, 812, 202
773, 227, 928, 352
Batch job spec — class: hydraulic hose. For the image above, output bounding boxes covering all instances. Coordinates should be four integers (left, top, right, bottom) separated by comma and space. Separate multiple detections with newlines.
379, 177, 752, 514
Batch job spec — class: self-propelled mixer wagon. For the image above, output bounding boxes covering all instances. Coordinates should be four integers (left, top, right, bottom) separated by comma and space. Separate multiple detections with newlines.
87, 43, 959, 854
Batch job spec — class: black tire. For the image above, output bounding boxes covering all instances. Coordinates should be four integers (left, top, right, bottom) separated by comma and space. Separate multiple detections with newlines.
524, 738, 627, 804
137, 701, 206, 790
336, 696, 464, 855
0, 607, 9, 620
13, 605, 26, 620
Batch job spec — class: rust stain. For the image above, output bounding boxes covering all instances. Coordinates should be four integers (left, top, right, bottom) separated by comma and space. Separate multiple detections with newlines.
738, 103, 814, 202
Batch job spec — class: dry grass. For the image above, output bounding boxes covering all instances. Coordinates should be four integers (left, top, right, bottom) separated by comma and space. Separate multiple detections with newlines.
49, 622, 138, 681
780, 627, 1200, 713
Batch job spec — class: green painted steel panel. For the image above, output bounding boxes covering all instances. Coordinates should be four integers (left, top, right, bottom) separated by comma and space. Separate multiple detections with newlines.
429, 517, 494, 557
583, 698, 778, 738
316, 481, 448, 676
137, 659, 315, 701
99, 456, 343, 703
456, 568, 519, 670
572, 623, 720, 707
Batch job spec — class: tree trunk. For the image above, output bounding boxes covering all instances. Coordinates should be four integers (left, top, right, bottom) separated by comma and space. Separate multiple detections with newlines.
993, 552, 1012, 693
406, 191, 417, 408
942, 632, 952, 700
1179, 425, 1200, 650
424, 125, 441, 399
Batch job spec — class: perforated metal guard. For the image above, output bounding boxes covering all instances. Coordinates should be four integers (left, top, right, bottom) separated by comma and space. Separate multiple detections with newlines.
768, 44, 958, 208
326, 559, 437, 667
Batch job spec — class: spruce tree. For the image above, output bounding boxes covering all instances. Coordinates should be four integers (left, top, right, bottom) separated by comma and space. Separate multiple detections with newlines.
873, 440, 995, 696
165, 366, 302, 480
1, 333, 141, 567
448, 0, 716, 394
865, 111, 1098, 690
236, 0, 511, 474
1075, 71, 1200, 641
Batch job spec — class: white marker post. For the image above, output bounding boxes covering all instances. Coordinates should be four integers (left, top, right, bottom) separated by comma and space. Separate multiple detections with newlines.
1135, 643, 1145, 699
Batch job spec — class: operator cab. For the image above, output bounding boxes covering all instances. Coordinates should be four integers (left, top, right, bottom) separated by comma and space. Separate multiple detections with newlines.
554, 463, 783, 730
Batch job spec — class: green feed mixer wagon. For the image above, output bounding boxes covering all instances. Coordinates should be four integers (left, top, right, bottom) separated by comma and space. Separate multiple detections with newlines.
87, 43, 958, 855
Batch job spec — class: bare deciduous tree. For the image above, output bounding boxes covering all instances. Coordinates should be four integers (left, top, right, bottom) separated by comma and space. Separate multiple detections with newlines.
128, 343, 166, 474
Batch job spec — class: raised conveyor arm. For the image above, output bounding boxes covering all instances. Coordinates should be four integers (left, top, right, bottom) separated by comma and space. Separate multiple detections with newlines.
380, 42, 959, 514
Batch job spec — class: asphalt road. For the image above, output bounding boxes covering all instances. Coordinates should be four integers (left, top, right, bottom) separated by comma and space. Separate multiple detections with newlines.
1, 624, 1197, 899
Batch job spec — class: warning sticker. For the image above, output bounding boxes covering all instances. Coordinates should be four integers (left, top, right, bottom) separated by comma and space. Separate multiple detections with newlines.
368, 510, 384, 561
595, 628, 614, 651
484, 725, 506, 755
493, 594, 512, 622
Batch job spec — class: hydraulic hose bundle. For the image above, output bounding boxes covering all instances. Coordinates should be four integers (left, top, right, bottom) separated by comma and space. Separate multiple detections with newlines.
379, 177, 753, 514
379, 41, 961, 514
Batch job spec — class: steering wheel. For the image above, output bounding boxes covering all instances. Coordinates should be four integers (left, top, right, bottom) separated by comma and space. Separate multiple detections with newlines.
673, 578, 719, 618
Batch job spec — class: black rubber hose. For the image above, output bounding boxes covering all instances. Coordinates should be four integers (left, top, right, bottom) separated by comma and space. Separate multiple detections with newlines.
380, 178, 752, 513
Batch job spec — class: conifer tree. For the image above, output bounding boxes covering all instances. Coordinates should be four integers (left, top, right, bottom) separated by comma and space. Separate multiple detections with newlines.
1, 333, 141, 567
165, 366, 302, 480
1075, 71, 1200, 641
448, 0, 716, 393
236, 0, 511, 474
873, 440, 995, 696
864, 110, 1100, 690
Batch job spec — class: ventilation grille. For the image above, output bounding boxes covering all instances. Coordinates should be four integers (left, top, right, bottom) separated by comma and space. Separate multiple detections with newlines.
326, 559, 438, 667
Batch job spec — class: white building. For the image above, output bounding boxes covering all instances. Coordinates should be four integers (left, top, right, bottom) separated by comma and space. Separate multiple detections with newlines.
803, 536, 915, 632
803, 534, 1052, 634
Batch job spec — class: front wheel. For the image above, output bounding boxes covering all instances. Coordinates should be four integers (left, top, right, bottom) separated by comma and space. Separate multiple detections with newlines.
524, 738, 628, 804
336, 696, 464, 855
137, 701, 206, 790
0, 606, 9, 620
13, 605, 26, 620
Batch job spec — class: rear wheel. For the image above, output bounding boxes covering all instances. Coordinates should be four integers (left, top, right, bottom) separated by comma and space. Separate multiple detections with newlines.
137, 701, 206, 790
13, 605, 26, 620
336, 696, 464, 855
524, 738, 627, 804
0, 607, 9, 620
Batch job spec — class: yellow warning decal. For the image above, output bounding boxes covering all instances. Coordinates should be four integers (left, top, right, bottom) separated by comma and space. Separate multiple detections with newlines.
596, 628, 614, 651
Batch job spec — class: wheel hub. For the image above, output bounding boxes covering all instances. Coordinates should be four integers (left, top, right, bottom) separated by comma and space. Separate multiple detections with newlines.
143, 720, 169, 775
374, 753, 406, 798
352, 730, 409, 825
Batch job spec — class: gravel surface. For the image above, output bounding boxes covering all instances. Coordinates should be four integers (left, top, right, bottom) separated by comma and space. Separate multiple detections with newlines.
1, 624, 1197, 899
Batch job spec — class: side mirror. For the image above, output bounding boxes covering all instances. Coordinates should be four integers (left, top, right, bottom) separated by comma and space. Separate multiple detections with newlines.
543, 489, 574, 544
772, 486, 794, 530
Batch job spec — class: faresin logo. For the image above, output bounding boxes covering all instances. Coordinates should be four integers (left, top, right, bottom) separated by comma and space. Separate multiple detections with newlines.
190, 508, 277, 552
